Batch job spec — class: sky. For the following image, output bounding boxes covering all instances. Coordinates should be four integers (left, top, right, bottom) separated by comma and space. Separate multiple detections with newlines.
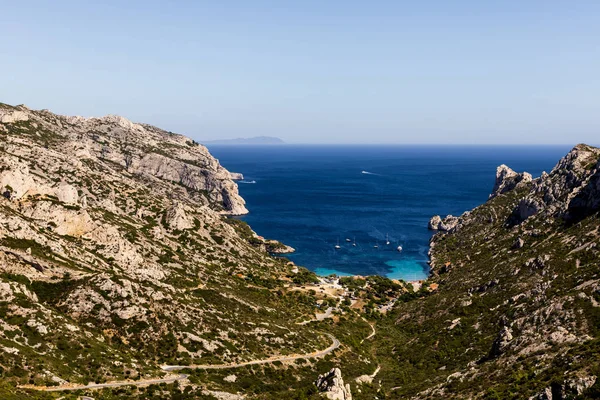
1, 1, 599, 144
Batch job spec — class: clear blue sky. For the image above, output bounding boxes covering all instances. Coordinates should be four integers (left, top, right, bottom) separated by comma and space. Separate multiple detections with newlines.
1, 1, 598, 144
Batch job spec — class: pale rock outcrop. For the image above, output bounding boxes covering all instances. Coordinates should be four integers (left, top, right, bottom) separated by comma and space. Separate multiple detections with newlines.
0, 281, 38, 303
355, 366, 380, 385
26, 319, 49, 335
428, 215, 459, 232
229, 172, 244, 180
54, 182, 79, 204
490, 164, 532, 199
0, 110, 29, 124
84, 225, 143, 268
567, 165, 600, 222
315, 368, 352, 400
510, 144, 600, 223
0, 161, 40, 200
23, 201, 94, 237
164, 202, 195, 230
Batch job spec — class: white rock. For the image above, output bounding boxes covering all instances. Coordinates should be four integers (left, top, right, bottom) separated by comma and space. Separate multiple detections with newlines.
315, 368, 352, 400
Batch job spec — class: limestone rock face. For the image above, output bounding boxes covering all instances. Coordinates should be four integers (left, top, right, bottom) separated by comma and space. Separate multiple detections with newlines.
315, 368, 352, 400
490, 164, 532, 199
512, 237, 525, 249
507, 198, 543, 225
0, 110, 29, 124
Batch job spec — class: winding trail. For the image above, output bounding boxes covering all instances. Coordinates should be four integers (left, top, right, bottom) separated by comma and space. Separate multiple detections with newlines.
163, 333, 340, 371
359, 315, 376, 344
22, 333, 340, 392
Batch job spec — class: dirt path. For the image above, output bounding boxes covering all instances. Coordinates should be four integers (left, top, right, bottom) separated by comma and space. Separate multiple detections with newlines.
24, 333, 340, 392
359, 316, 376, 344
163, 333, 340, 371
22, 374, 189, 392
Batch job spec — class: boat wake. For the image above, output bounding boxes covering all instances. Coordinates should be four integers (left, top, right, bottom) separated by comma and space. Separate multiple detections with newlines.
239, 180, 256, 184
361, 171, 381, 176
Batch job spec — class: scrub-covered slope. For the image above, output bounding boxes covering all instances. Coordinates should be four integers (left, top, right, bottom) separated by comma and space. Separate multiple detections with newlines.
0, 103, 326, 396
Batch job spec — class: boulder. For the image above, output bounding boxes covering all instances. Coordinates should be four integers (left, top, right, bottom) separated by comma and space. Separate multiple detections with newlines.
55, 182, 79, 204
0, 163, 39, 200
512, 237, 525, 249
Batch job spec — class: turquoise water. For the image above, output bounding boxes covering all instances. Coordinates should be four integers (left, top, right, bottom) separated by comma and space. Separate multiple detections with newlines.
208, 145, 570, 281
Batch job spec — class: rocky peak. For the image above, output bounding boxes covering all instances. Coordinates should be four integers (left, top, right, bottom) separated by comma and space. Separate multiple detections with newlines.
490, 164, 532, 199
506, 144, 600, 224
551, 143, 600, 176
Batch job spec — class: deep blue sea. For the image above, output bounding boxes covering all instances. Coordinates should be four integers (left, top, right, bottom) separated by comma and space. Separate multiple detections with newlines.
207, 145, 570, 281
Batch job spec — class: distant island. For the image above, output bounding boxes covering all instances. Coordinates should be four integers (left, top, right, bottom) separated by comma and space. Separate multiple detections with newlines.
201, 136, 285, 145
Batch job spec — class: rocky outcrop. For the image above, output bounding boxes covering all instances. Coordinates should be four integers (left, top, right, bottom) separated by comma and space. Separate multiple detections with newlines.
315, 368, 352, 400
528, 375, 597, 399
428, 215, 459, 232
0, 109, 29, 124
516, 144, 600, 223
164, 202, 195, 231
490, 165, 532, 199
490, 326, 513, 357
566, 166, 600, 222
507, 198, 543, 226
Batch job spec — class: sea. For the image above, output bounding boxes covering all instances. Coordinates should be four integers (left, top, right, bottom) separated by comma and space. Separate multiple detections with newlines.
207, 145, 571, 281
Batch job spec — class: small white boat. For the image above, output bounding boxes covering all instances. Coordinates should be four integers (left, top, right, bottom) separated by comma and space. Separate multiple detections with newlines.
386, 233, 390, 245
346, 238, 352, 242
397, 245, 403, 252
335, 238, 341, 249
352, 237, 357, 247
374, 242, 379, 249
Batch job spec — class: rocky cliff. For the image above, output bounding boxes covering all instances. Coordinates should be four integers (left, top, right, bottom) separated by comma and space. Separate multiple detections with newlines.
0, 104, 247, 215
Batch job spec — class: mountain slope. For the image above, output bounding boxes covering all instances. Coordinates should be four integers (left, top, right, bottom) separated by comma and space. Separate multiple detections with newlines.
368, 144, 600, 399
0, 103, 327, 398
